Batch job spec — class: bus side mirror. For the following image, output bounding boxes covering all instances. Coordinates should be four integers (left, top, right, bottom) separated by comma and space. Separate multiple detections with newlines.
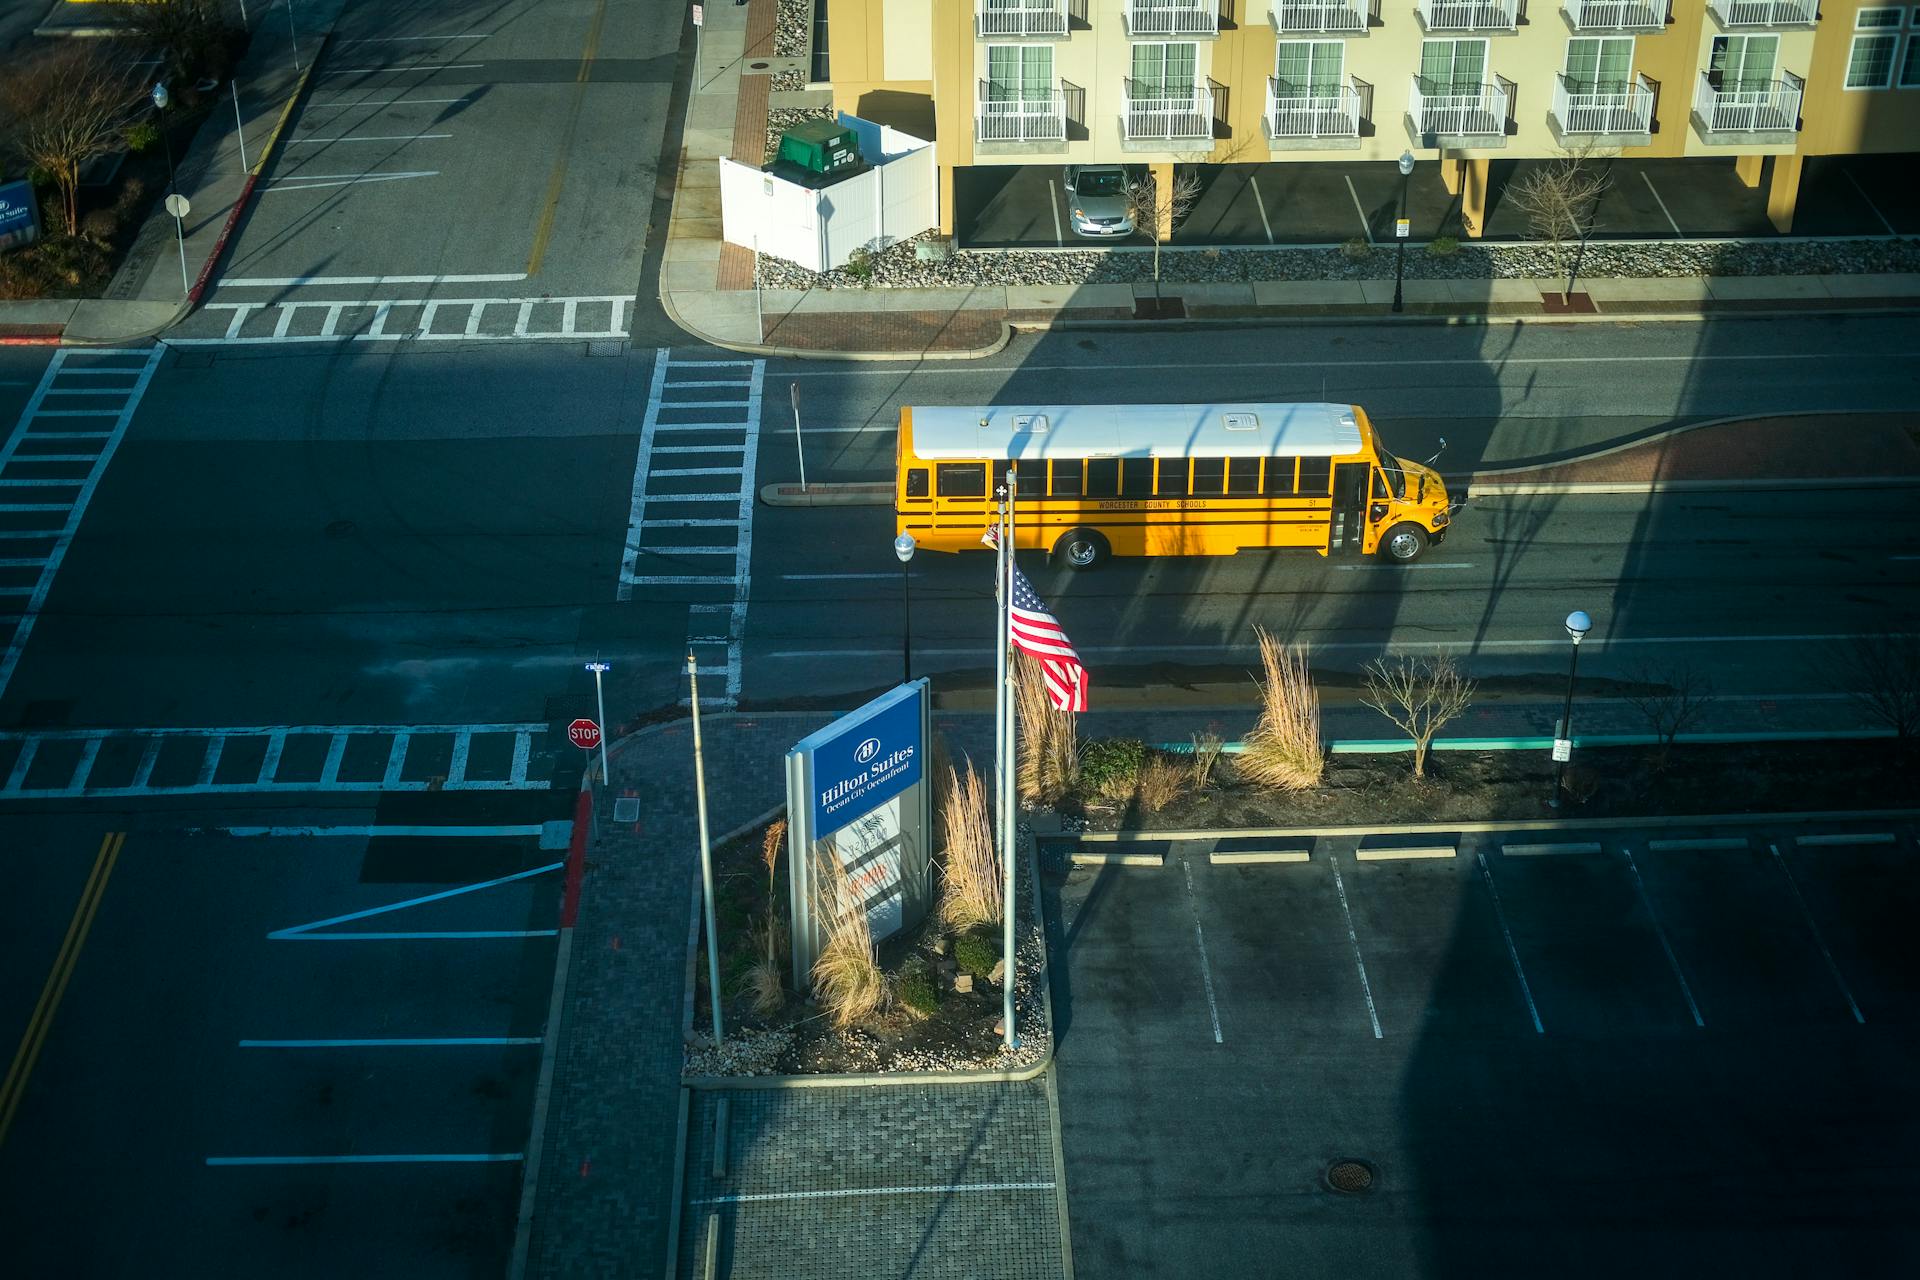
1422, 437, 1448, 467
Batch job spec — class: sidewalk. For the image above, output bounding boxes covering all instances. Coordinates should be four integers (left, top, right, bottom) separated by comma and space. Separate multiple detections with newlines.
0, 0, 345, 345
657, 1, 1920, 358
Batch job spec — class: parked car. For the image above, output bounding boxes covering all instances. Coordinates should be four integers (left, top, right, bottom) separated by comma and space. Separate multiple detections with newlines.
1062, 165, 1134, 239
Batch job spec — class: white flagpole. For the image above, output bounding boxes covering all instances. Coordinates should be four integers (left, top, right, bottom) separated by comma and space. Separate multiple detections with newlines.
1000, 464, 1018, 1049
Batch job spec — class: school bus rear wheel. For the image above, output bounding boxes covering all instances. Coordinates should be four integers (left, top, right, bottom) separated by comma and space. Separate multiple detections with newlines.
1382, 523, 1428, 563
1055, 528, 1110, 570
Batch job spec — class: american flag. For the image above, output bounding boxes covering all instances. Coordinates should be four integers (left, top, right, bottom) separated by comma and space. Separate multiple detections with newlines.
1009, 567, 1089, 712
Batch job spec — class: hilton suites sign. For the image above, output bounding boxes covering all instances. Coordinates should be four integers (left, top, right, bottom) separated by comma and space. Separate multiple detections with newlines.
784, 680, 933, 978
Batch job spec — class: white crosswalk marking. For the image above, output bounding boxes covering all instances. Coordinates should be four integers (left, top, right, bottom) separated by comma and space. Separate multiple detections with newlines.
618, 350, 763, 708
0, 347, 165, 700
0, 723, 551, 799
167, 294, 633, 345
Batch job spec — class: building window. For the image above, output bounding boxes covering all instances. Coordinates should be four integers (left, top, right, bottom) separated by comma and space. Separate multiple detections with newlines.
1857, 6, 1904, 28
985, 43, 1053, 101
1902, 33, 1920, 87
1848, 34, 1899, 87
1707, 34, 1777, 92
1274, 41, 1344, 99
1564, 36, 1633, 93
1131, 42, 1198, 95
1419, 39, 1489, 94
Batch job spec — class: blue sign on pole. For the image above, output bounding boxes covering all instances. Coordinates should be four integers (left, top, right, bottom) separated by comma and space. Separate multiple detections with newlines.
793, 682, 924, 833
0, 180, 41, 252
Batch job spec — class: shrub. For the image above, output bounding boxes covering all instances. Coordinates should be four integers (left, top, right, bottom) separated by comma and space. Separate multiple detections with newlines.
842, 246, 876, 282
112, 177, 147, 215
1426, 234, 1461, 257
1014, 651, 1078, 803
1079, 738, 1146, 800
1134, 752, 1190, 814
1340, 236, 1371, 262
1238, 628, 1324, 790
79, 208, 118, 243
895, 958, 939, 1016
1188, 730, 1225, 791
125, 122, 160, 153
938, 757, 1001, 930
953, 929, 998, 981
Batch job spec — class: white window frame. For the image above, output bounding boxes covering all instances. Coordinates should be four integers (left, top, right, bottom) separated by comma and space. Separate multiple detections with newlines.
1563, 35, 1634, 92
1419, 38, 1490, 95
1902, 31, 1920, 87
984, 43, 1055, 101
1845, 32, 1899, 89
1856, 6, 1904, 28
1273, 40, 1345, 100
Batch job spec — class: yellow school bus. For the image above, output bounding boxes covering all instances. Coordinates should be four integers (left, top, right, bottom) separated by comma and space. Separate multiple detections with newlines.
894, 402, 1452, 568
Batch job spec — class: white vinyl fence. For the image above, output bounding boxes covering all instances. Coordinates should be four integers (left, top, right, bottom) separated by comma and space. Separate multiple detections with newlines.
719, 115, 938, 273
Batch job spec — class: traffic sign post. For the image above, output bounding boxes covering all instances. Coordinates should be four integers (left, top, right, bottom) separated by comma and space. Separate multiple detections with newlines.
164, 193, 190, 295
584, 661, 611, 786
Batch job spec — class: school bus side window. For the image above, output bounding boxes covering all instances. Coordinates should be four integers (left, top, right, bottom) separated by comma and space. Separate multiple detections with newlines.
937, 463, 987, 498
1155, 458, 1191, 496
1192, 458, 1226, 495
1085, 458, 1120, 499
1298, 457, 1332, 496
1119, 459, 1154, 498
905, 468, 929, 498
1226, 459, 1260, 496
1016, 464, 1047, 499
1050, 459, 1083, 497
1264, 457, 1298, 496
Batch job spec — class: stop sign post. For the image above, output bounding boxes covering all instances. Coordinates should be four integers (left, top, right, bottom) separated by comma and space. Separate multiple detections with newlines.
568, 718, 601, 751
583, 661, 611, 787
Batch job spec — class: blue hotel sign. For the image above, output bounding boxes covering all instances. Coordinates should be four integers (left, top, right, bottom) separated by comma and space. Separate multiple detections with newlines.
0, 180, 40, 252
793, 682, 924, 832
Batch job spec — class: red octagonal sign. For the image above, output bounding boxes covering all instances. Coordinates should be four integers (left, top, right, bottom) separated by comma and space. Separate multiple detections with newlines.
567, 718, 602, 751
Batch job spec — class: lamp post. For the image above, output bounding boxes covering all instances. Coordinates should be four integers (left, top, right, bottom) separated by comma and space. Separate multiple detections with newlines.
893, 532, 916, 685
151, 83, 176, 195
1549, 609, 1592, 810
1391, 150, 1415, 314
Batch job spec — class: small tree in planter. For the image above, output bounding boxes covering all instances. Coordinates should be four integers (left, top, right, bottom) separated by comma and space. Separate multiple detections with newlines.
1835, 632, 1920, 741
1623, 661, 1714, 768
1125, 166, 1201, 316
1361, 654, 1476, 780
1505, 145, 1615, 305
0, 44, 142, 236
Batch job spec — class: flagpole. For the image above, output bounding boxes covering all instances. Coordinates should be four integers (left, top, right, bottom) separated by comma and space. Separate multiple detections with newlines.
991, 480, 1009, 1044
1000, 463, 1018, 1050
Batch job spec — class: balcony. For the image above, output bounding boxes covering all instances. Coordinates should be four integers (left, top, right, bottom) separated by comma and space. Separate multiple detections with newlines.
1406, 75, 1509, 144
1562, 0, 1668, 30
1691, 70, 1801, 143
1122, 80, 1215, 143
1123, 0, 1220, 37
1415, 0, 1518, 32
1265, 76, 1365, 148
1707, 0, 1817, 28
975, 0, 1069, 39
1549, 71, 1655, 145
975, 83, 1067, 150
1268, 0, 1369, 34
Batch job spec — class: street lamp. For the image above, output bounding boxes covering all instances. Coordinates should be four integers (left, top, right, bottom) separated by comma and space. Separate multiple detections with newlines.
1391, 150, 1415, 314
893, 532, 916, 685
1549, 609, 1592, 809
151, 83, 176, 195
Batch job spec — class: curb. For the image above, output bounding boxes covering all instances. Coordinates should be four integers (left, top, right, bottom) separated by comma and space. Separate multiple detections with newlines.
658, 288, 1014, 363
1095, 807, 1920, 841
1011, 301, 1920, 334
759, 482, 893, 507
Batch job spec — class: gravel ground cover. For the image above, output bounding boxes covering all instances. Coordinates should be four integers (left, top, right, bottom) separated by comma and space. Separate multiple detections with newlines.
763, 105, 835, 164
774, 0, 809, 56
756, 231, 1920, 289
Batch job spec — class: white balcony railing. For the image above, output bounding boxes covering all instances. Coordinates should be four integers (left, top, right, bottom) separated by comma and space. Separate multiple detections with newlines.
975, 85, 1067, 143
1416, 0, 1518, 31
1551, 71, 1655, 134
1563, 0, 1668, 29
1123, 81, 1215, 140
1408, 75, 1508, 137
1124, 0, 1220, 37
1265, 77, 1362, 138
1268, 0, 1367, 34
1694, 70, 1802, 133
975, 0, 1069, 38
1707, 0, 1817, 26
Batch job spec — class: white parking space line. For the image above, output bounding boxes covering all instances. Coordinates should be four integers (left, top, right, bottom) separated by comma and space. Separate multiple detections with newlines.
1335, 561, 1473, 572
1641, 172, 1683, 237
1182, 861, 1224, 1044
693, 1181, 1055, 1206
1328, 855, 1382, 1039
1050, 181, 1065, 248
1343, 175, 1373, 244
1247, 174, 1275, 244
262, 170, 439, 192
303, 97, 473, 110
240, 1037, 541, 1047
209, 1152, 521, 1166
782, 572, 920, 581
1622, 847, 1705, 1028
219, 272, 526, 287
1476, 851, 1544, 1034
268, 862, 561, 941
1842, 168, 1896, 236
322, 64, 486, 74
288, 133, 454, 144
1771, 842, 1867, 1024
338, 35, 492, 43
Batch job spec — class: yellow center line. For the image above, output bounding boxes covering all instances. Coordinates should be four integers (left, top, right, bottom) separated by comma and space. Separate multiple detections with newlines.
0, 831, 125, 1148
525, 0, 609, 278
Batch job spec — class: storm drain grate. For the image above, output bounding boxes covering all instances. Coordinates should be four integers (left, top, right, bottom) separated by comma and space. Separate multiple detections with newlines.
587, 339, 627, 357
1326, 1160, 1375, 1195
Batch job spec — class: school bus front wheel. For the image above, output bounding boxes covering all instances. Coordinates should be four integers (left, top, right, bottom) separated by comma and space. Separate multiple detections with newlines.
1381, 523, 1429, 563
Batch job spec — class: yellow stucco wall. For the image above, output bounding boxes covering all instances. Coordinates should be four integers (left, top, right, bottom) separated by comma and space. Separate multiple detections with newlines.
1799, 0, 1920, 153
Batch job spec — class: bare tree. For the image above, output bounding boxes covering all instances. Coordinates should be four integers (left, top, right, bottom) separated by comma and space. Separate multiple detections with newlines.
105, 0, 241, 90
1361, 654, 1477, 780
1124, 166, 1202, 310
1835, 633, 1920, 741
1623, 661, 1714, 759
1504, 145, 1615, 303
0, 44, 142, 235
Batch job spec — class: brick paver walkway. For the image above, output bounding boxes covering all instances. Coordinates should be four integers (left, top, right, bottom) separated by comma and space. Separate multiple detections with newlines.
1476, 413, 1920, 486
762, 307, 1008, 355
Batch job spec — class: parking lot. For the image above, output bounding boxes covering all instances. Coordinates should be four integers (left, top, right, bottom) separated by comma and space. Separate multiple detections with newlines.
959, 153, 1917, 248
1, 797, 566, 1277
1046, 821, 1920, 1277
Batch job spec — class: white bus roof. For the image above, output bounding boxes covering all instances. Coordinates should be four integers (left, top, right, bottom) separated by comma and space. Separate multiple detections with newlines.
907, 403, 1366, 461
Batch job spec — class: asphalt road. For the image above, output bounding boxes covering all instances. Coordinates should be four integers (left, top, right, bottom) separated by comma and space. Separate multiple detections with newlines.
1047, 821, 1920, 1277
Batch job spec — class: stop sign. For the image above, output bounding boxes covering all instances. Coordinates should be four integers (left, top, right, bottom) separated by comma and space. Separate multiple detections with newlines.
567, 718, 602, 750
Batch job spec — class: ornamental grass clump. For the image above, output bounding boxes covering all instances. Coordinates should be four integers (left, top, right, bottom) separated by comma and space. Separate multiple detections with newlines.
938, 758, 1001, 931
1133, 752, 1191, 814
1014, 652, 1078, 803
1238, 627, 1324, 791
810, 868, 886, 1030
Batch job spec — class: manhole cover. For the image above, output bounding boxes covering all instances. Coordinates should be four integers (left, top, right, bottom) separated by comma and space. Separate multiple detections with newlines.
1326, 1160, 1374, 1195
750, 61, 768, 69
